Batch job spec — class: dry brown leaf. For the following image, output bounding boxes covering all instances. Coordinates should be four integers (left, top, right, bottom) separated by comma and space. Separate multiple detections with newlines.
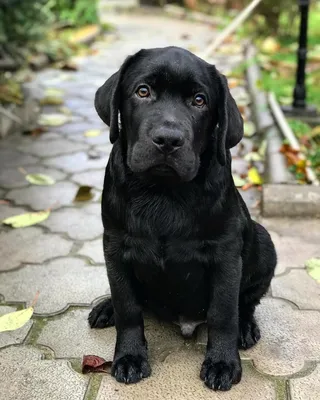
82, 355, 112, 374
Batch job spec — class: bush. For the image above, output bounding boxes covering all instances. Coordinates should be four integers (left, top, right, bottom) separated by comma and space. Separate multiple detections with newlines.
0, 0, 99, 47
52, 0, 99, 27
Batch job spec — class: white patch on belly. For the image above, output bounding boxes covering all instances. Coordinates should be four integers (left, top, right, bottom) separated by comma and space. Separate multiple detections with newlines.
175, 316, 205, 338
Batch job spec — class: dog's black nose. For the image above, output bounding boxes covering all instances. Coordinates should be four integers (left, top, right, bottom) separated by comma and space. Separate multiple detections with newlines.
152, 132, 185, 154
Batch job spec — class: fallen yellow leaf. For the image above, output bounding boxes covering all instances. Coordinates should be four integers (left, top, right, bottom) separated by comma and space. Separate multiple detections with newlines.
0, 307, 33, 332
0, 291, 39, 332
40, 88, 64, 105
305, 258, 320, 283
84, 129, 101, 138
2, 210, 50, 228
38, 113, 70, 127
25, 173, 56, 186
248, 167, 263, 185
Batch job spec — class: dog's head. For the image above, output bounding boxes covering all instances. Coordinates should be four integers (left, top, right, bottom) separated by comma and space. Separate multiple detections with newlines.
95, 46, 243, 182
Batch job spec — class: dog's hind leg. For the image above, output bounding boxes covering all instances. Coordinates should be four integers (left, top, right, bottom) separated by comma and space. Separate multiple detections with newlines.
88, 297, 115, 329
238, 222, 277, 350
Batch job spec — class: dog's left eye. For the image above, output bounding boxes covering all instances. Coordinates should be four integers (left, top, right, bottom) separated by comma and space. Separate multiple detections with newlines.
193, 95, 206, 107
136, 86, 150, 98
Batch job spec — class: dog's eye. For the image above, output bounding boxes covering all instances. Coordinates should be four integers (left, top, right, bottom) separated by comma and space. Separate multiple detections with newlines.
193, 95, 206, 107
137, 86, 150, 98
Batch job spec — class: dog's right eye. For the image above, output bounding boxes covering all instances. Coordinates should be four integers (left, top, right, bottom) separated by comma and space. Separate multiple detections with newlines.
136, 86, 150, 98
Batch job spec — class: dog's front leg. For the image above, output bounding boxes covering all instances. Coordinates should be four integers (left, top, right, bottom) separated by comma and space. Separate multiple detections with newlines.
107, 256, 151, 384
200, 255, 242, 391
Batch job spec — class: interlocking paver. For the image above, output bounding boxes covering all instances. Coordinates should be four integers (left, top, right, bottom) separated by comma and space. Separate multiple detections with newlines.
37, 309, 183, 359
54, 121, 104, 136
0, 258, 109, 314
0, 227, 73, 271
0, 148, 39, 169
71, 169, 105, 190
0, 306, 33, 348
0, 166, 67, 189
97, 351, 276, 400
40, 206, 102, 240
272, 269, 320, 310
0, 204, 28, 224
197, 297, 320, 376
44, 151, 108, 173
262, 218, 320, 242
0, 346, 89, 400
290, 364, 320, 400
6, 181, 79, 210
17, 138, 88, 157
77, 238, 104, 264
270, 231, 320, 275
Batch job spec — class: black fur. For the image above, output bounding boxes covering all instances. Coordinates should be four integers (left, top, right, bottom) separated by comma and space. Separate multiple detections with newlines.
89, 46, 277, 391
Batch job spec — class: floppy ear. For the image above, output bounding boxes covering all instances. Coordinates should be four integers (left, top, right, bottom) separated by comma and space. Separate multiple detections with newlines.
94, 55, 133, 144
215, 71, 244, 166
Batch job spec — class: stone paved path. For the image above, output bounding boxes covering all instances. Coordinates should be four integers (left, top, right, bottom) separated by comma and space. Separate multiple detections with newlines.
1, 10, 320, 400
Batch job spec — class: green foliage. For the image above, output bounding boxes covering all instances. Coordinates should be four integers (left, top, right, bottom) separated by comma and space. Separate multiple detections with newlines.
0, 0, 55, 45
0, 0, 99, 47
52, 0, 99, 27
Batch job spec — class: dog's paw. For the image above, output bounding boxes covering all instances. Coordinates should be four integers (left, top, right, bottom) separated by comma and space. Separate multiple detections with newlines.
88, 298, 115, 329
238, 318, 261, 350
112, 355, 151, 384
200, 358, 242, 391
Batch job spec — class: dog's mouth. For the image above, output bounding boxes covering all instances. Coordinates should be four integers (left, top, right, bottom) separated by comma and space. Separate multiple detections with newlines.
148, 164, 178, 177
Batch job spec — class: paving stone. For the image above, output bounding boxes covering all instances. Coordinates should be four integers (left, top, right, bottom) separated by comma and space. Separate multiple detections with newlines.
262, 218, 320, 243
72, 169, 105, 190
272, 269, 320, 310
6, 181, 78, 210
270, 231, 320, 275
196, 298, 320, 376
0, 227, 73, 271
0, 204, 27, 225
77, 238, 104, 263
37, 309, 183, 359
44, 151, 108, 173
0, 346, 89, 400
290, 364, 320, 400
239, 187, 260, 211
0, 166, 66, 189
97, 351, 276, 400
0, 258, 109, 314
40, 206, 102, 240
232, 158, 250, 176
0, 148, 38, 169
17, 138, 88, 157
55, 121, 104, 136
0, 306, 33, 348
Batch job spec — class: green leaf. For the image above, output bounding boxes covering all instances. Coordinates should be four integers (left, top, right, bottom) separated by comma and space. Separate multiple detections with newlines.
232, 174, 246, 187
305, 258, 320, 283
0, 307, 34, 332
244, 152, 262, 162
25, 174, 56, 186
244, 121, 256, 137
40, 88, 64, 105
2, 210, 50, 228
84, 129, 101, 138
74, 186, 93, 202
38, 113, 70, 127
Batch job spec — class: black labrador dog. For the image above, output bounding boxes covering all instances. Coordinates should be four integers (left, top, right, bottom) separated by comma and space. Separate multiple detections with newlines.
89, 46, 277, 391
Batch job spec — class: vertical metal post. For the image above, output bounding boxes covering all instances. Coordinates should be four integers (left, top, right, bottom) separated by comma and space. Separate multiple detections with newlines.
292, 0, 310, 108
282, 0, 318, 119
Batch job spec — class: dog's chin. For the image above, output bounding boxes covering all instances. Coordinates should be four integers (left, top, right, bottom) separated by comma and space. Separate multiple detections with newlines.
130, 163, 195, 184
